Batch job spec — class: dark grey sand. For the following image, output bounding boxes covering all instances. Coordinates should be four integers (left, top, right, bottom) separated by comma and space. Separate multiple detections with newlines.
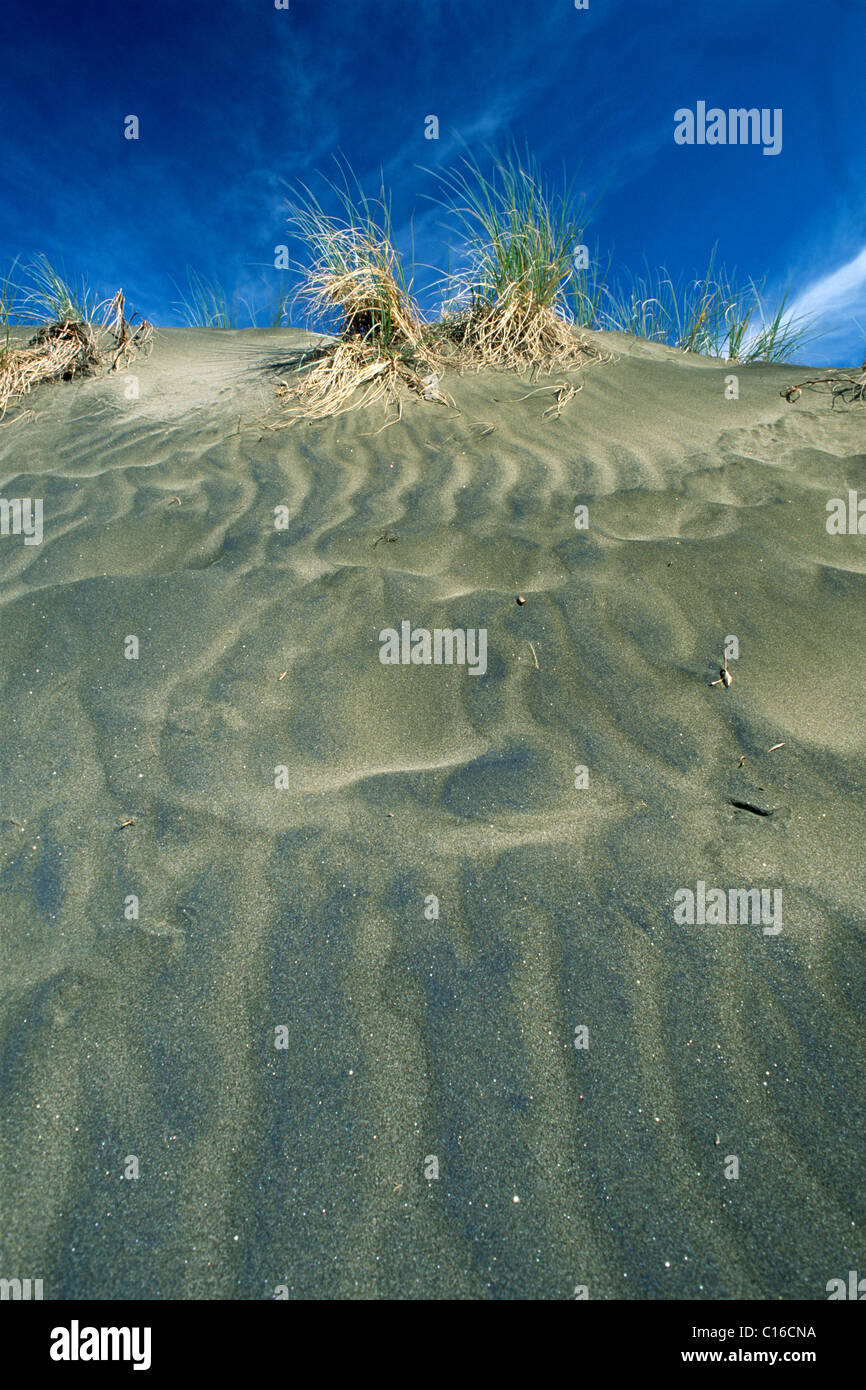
0, 328, 864, 1299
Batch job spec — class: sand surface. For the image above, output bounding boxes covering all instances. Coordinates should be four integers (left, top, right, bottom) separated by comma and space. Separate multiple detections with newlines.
0, 327, 864, 1299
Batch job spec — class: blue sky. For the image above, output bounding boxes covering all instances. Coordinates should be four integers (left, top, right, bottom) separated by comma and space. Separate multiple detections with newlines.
1, 0, 864, 363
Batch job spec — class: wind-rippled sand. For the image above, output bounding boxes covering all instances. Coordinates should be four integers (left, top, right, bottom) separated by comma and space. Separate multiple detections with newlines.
0, 327, 863, 1299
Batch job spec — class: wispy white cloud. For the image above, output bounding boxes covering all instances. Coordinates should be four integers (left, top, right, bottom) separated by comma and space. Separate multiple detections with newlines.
785, 248, 866, 363
788, 247, 866, 322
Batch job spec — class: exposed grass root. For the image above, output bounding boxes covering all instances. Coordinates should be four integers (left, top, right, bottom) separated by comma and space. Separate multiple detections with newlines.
103, 290, 155, 371
275, 335, 450, 426
782, 364, 866, 408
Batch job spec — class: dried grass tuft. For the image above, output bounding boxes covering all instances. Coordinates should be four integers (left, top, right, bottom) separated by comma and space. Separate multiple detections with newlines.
277, 163, 447, 426
0, 284, 153, 421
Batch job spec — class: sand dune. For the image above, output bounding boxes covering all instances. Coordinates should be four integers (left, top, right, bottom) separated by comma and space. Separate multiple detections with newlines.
0, 328, 864, 1299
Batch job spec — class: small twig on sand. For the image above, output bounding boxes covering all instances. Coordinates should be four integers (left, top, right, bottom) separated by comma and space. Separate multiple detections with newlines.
528, 641, 539, 669
362, 398, 403, 435
730, 799, 774, 818
442, 420, 495, 446
710, 658, 733, 688
516, 382, 581, 419
0, 408, 37, 430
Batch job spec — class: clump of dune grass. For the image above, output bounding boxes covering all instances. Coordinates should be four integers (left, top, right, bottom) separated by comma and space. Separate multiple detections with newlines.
278, 162, 445, 424
172, 266, 294, 329
568, 242, 611, 330
172, 267, 250, 329
16, 253, 102, 327
596, 248, 817, 363
430, 145, 607, 375
0, 260, 153, 422
0, 258, 22, 335
739, 283, 818, 364
263, 272, 293, 329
